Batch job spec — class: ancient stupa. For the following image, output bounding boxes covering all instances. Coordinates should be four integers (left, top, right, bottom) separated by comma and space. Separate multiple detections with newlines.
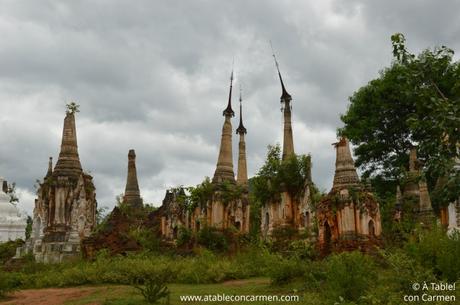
316, 137, 381, 254
26, 104, 97, 263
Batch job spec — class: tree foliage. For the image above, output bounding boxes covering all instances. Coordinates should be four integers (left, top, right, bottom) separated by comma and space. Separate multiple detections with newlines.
340, 33, 460, 207
252, 144, 314, 206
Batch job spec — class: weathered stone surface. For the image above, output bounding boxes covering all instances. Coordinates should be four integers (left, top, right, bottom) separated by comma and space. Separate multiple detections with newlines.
213, 71, 236, 184
53, 112, 83, 178
123, 149, 143, 207
81, 206, 142, 258
316, 137, 382, 255
332, 138, 360, 191
236, 92, 248, 186
260, 187, 315, 237
260, 62, 314, 237
401, 148, 435, 227
24, 110, 97, 263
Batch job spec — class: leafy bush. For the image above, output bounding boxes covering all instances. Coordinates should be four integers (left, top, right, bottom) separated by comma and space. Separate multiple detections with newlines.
269, 256, 306, 285
176, 227, 193, 247
197, 226, 228, 252
287, 239, 317, 259
405, 225, 460, 281
269, 226, 298, 253
251, 144, 313, 205
323, 252, 377, 302
0, 239, 23, 265
129, 227, 160, 253
131, 268, 171, 304
382, 250, 435, 295
0, 272, 20, 298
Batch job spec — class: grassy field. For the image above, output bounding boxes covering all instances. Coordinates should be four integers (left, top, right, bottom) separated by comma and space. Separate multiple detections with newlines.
2, 278, 323, 305
1, 226, 459, 305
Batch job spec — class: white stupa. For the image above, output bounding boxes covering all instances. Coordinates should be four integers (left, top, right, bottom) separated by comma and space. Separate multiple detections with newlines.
0, 177, 27, 242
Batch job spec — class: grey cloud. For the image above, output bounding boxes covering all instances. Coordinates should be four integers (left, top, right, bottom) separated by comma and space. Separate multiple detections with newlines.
1, 0, 458, 214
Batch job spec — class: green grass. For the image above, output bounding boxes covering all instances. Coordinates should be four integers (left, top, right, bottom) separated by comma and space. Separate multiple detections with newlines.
62, 279, 320, 305
2, 226, 459, 305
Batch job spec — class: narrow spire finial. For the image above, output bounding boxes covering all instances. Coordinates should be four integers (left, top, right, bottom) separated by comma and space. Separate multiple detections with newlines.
223, 62, 235, 117
46, 157, 53, 178
270, 41, 291, 101
236, 83, 247, 134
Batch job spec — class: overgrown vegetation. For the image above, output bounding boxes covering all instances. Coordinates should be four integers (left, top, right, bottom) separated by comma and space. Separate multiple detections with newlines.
131, 268, 172, 304
1, 224, 458, 304
340, 33, 460, 210
251, 144, 315, 205
0, 239, 24, 265
249, 144, 320, 240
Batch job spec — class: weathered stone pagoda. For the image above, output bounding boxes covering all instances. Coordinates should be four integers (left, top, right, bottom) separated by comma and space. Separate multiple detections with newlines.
236, 89, 248, 187
159, 70, 250, 239
81, 149, 144, 258
402, 148, 435, 226
231, 89, 250, 232
316, 137, 382, 254
27, 105, 97, 263
123, 149, 143, 207
212, 70, 236, 185
260, 55, 314, 236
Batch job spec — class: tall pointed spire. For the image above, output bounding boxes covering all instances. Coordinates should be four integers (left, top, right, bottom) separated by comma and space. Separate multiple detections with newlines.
53, 106, 82, 177
213, 69, 236, 184
45, 157, 53, 178
271, 42, 294, 160
236, 87, 248, 185
223, 65, 235, 117
124, 149, 143, 207
332, 137, 360, 191
236, 86, 247, 135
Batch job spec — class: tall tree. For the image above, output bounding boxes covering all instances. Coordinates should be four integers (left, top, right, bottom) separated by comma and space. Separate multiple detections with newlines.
340, 34, 459, 208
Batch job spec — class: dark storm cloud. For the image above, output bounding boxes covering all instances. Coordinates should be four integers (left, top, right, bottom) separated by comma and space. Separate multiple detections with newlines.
0, 0, 458, 214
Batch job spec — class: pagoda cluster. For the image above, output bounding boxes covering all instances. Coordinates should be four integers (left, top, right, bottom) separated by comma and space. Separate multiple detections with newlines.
13, 55, 458, 263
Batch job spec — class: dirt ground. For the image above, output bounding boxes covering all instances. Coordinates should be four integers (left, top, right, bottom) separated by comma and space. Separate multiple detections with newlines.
0, 287, 102, 305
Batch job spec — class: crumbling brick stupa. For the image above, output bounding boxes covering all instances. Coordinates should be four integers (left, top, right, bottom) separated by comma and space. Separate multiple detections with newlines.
260, 56, 315, 237
81, 149, 145, 258
316, 138, 382, 254
404, 148, 435, 225
159, 70, 250, 238
20, 106, 97, 263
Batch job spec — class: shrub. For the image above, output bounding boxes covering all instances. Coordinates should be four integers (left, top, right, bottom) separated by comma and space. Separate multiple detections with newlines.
197, 226, 228, 252
269, 256, 306, 285
382, 250, 435, 295
437, 230, 460, 282
405, 224, 460, 281
131, 268, 171, 304
0, 272, 20, 298
232, 246, 277, 278
288, 239, 317, 259
176, 227, 193, 247
269, 226, 298, 253
324, 252, 376, 302
129, 227, 160, 253
0, 239, 23, 265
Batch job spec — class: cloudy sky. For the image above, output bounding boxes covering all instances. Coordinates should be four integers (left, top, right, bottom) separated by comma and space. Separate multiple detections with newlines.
1, 0, 459, 215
